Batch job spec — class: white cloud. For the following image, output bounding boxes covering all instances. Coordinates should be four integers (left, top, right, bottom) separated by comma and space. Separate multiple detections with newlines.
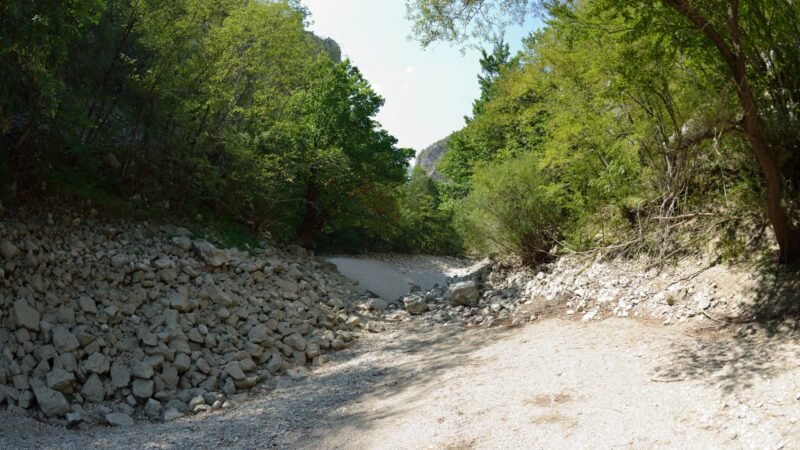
405, 66, 415, 74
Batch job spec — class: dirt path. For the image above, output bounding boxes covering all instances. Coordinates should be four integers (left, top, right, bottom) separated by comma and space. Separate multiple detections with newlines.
2, 316, 798, 449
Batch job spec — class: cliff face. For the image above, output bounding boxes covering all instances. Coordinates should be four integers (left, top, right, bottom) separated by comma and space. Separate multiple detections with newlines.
415, 136, 450, 180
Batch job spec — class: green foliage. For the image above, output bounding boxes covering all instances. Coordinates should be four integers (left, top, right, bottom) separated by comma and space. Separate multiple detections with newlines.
1, 0, 416, 252
410, 0, 792, 262
455, 153, 569, 264
396, 167, 463, 254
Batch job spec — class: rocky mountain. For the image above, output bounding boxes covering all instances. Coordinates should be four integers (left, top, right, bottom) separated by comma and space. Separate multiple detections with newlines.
414, 136, 451, 180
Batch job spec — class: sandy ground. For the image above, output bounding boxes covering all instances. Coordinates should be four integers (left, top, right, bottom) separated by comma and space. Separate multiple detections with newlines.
325, 255, 480, 300
2, 256, 799, 450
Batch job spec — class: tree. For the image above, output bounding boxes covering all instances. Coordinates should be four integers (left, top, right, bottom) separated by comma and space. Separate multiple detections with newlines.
407, 0, 800, 263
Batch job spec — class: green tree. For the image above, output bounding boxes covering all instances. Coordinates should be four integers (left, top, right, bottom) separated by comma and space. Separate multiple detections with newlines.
407, 0, 800, 263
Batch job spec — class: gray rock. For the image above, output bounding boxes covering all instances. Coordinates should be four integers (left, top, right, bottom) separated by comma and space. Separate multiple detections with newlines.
132, 379, 154, 399
46, 368, 76, 393
78, 296, 97, 314
52, 326, 80, 353
163, 407, 184, 422
131, 360, 154, 379
33, 385, 70, 417
247, 324, 269, 344
168, 291, 191, 312
224, 361, 246, 381
0, 239, 20, 259
207, 284, 235, 307
66, 412, 82, 427
81, 373, 105, 402
144, 398, 162, 419
174, 353, 191, 373
105, 412, 134, 427
192, 240, 227, 267
110, 362, 131, 388
284, 333, 306, 351
13, 300, 40, 331
82, 353, 110, 374
449, 281, 479, 307
404, 296, 429, 315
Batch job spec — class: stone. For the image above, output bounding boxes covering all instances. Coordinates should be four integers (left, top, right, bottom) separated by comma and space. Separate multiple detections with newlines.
78, 296, 97, 314
81, 374, 105, 403
224, 361, 246, 381
83, 353, 110, 374
0, 239, 20, 259
105, 412, 134, 427
110, 362, 131, 388
207, 284, 235, 307
404, 296, 429, 315
283, 333, 306, 352
132, 379, 154, 399
247, 324, 269, 344
13, 300, 40, 331
163, 407, 184, 422
33, 385, 70, 417
449, 281, 479, 307
46, 368, 76, 393
66, 412, 82, 427
192, 240, 227, 267
132, 360, 154, 379
168, 291, 191, 312
144, 398, 162, 419
188, 395, 205, 410
52, 326, 80, 353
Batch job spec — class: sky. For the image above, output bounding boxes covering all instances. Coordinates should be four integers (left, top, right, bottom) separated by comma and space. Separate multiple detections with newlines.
302, 0, 539, 153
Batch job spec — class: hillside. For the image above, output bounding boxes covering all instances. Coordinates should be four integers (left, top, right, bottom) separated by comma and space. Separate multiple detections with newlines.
414, 136, 450, 180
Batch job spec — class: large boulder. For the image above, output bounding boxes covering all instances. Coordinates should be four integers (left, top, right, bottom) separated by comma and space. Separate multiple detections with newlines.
449, 281, 480, 307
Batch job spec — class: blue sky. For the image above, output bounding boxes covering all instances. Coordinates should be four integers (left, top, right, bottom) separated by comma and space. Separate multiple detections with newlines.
302, 0, 538, 153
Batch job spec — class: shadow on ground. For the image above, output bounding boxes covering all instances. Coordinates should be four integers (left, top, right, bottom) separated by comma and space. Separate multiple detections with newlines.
83, 323, 516, 449
654, 266, 800, 395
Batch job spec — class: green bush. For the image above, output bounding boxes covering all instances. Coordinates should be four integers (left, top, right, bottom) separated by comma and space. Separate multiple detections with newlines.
455, 154, 569, 264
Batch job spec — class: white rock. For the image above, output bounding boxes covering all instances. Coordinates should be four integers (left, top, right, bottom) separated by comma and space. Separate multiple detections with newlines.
449, 281, 479, 307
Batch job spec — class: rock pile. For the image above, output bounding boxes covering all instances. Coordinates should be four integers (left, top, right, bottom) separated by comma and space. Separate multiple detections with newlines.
394, 253, 786, 328
0, 216, 371, 425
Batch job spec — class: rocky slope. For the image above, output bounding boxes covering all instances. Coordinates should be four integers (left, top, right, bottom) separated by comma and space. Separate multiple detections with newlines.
0, 215, 380, 426
414, 136, 450, 180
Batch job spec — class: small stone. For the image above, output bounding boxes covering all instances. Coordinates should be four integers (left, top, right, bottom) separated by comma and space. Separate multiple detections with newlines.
247, 324, 269, 344
13, 300, 40, 331
105, 412, 134, 427
82, 353, 110, 374
224, 361, 246, 381
66, 412, 82, 427
78, 296, 97, 314
132, 379, 154, 399
144, 398, 162, 419
0, 239, 20, 259
52, 326, 80, 353
46, 368, 76, 393
168, 291, 191, 312
283, 333, 306, 352
110, 362, 131, 388
81, 373, 105, 403
174, 353, 191, 373
404, 296, 429, 315
132, 360, 154, 379
163, 407, 184, 422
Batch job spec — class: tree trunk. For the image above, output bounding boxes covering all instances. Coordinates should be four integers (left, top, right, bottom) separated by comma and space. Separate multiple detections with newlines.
663, 0, 800, 262
297, 174, 324, 247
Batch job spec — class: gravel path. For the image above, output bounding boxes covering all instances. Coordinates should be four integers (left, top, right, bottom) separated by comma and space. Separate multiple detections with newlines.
2, 317, 798, 449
